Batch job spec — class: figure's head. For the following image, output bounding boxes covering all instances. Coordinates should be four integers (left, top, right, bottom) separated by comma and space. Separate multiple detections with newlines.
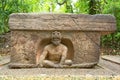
51, 31, 62, 46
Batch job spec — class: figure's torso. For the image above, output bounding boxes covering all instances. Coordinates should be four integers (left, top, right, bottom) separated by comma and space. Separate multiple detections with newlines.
45, 44, 67, 63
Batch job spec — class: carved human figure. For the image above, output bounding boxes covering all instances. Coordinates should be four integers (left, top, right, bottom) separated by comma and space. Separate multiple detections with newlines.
38, 31, 72, 68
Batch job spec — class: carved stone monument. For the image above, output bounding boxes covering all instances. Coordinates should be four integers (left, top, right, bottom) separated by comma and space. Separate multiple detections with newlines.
38, 31, 73, 68
8, 13, 116, 68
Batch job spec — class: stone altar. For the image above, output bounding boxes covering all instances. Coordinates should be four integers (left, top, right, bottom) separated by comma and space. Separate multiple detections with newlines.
8, 13, 116, 68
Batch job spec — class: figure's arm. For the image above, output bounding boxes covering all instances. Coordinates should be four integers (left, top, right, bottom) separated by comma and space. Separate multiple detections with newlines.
59, 47, 68, 65
39, 47, 48, 66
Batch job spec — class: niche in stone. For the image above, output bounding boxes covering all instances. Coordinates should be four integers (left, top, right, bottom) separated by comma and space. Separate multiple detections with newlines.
36, 31, 74, 68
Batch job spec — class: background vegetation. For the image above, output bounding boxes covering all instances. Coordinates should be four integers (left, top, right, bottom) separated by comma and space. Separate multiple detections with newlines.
0, 0, 120, 55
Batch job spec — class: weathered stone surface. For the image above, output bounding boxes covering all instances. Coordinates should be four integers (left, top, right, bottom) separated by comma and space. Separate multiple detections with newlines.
99, 58, 120, 74
9, 13, 116, 33
0, 55, 10, 66
102, 55, 120, 65
8, 13, 116, 68
10, 31, 100, 67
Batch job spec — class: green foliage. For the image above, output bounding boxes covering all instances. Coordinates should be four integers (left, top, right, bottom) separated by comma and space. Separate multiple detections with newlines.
74, 0, 89, 14
88, 0, 102, 14
100, 0, 120, 55
0, 0, 30, 34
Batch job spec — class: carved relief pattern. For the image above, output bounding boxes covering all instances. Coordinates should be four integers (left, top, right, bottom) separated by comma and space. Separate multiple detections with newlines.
11, 31, 100, 65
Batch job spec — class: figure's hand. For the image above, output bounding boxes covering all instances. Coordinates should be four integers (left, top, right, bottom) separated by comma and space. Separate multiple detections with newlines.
53, 64, 63, 68
58, 64, 64, 68
37, 63, 43, 68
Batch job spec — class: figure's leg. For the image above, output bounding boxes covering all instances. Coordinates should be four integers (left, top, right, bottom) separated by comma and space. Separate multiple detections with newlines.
40, 60, 73, 68
43, 60, 59, 68
64, 60, 72, 66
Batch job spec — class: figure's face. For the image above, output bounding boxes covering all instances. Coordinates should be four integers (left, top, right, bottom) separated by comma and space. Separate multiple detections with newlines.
51, 31, 62, 46
52, 38, 61, 46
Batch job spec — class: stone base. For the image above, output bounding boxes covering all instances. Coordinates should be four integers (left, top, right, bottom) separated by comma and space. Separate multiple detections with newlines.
8, 63, 37, 68
0, 65, 119, 75
9, 62, 97, 68
0, 75, 120, 80
1, 64, 120, 80
1, 56, 120, 80
0, 67, 120, 80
